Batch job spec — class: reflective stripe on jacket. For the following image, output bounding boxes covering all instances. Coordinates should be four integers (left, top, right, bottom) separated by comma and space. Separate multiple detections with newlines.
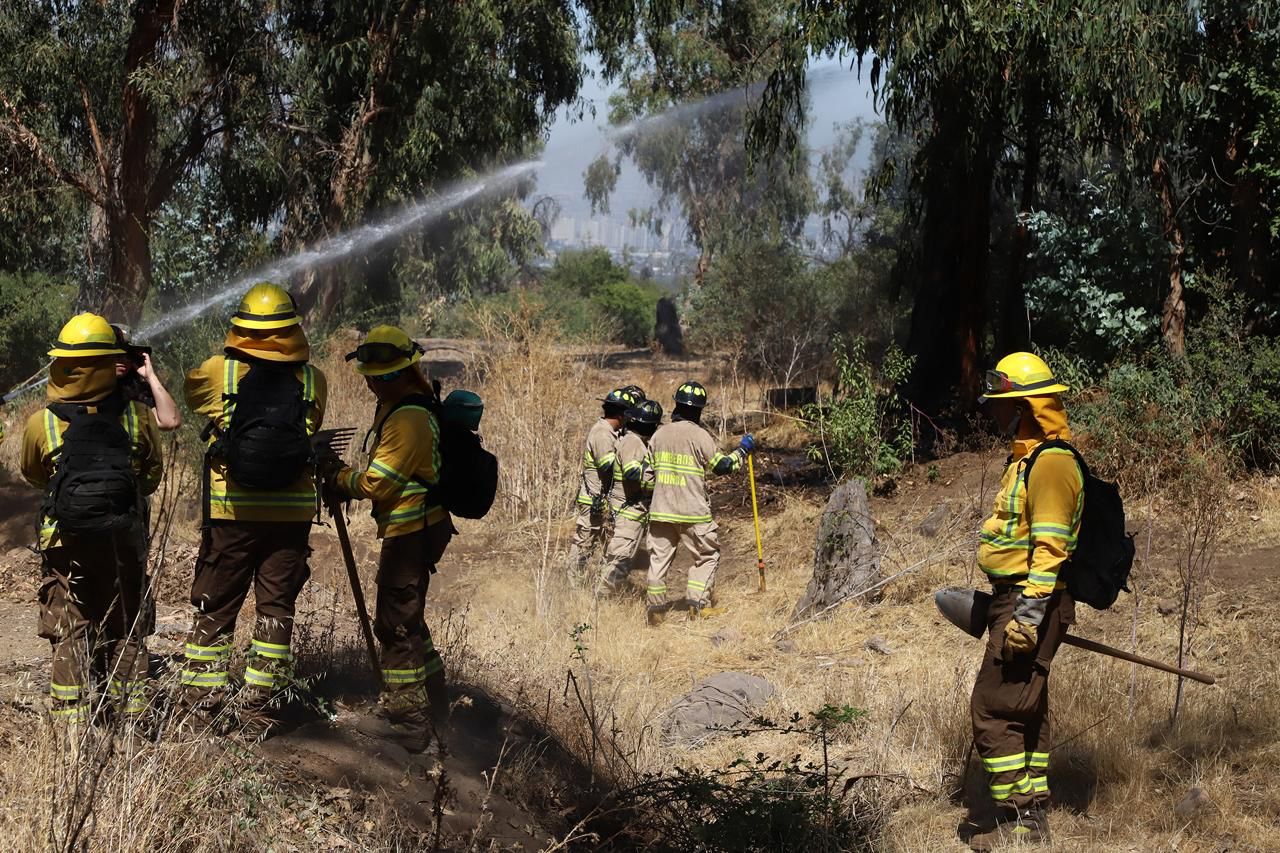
575, 418, 619, 507
612, 431, 652, 522
185, 355, 327, 523
977, 443, 1083, 597
645, 419, 742, 525
20, 400, 164, 549
336, 400, 445, 538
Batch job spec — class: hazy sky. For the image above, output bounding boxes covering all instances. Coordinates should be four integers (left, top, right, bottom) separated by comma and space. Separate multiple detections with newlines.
530, 58, 884, 221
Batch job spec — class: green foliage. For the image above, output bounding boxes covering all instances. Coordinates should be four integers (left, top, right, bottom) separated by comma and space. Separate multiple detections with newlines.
689, 240, 899, 384
540, 248, 661, 347
1071, 279, 1280, 487
803, 340, 915, 481
1023, 170, 1164, 364
0, 273, 73, 390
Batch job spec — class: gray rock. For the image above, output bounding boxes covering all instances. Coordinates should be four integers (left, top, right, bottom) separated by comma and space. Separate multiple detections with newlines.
918, 502, 951, 538
1157, 598, 1179, 616
710, 627, 745, 648
864, 636, 893, 656
661, 672, 775, 746
774, 639, 797, 654
791, 479, 883, 622
1174, 786, 1210, 821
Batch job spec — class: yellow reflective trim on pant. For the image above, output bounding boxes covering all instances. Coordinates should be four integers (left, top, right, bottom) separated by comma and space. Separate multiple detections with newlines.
184, 642, 231, 662
50, 703, 88, 721
1030, 775, 1049, 793
1028, 751, 1049, 769
1012, 774, 1033, 795
687, 579, 707, 591
616, 506, 647, 521
989, 781, 1015, 800
250, 639, 292, 660
244, 666, 282, 688
181, 670, 229, 688
382, 667, 426, 685
576, 494, 598, 507
109, 679, 145, 697
982, 752, 1028, 773
646, 585, 667, 595
423, 655, 444, 677
50, 682, 83, 701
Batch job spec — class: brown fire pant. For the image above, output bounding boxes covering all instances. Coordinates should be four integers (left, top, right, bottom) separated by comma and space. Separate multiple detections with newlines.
39, 525, 150, 720
646, 520, 720, 608
375, 521, 453, 724
566, 502, 608, 584
601, 514, 647, 590
182, 522, 311, 705
970, 586, 1075, 811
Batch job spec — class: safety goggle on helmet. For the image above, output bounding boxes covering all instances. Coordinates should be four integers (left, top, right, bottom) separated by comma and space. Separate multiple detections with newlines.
978, 352, 1069, 402
345, 325, 425, 377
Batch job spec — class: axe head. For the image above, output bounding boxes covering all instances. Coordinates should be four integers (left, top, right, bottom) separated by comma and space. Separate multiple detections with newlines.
934, 587, 993, 639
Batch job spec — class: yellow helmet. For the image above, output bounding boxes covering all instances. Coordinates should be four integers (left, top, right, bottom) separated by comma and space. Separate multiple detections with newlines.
231, 282, 300, 330
345, 325, 423, 376
48, 313, 126, 358
980, 352, 1069, 402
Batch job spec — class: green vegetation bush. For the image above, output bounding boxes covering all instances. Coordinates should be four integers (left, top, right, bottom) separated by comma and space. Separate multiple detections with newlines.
1069, 281, 1280, 488
438, 248, 661, 347
0, 272, 74, 390
803, 339, 915, 481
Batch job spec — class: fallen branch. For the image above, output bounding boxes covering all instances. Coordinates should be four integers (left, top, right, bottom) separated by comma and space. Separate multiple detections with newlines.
773, 555, 933, 640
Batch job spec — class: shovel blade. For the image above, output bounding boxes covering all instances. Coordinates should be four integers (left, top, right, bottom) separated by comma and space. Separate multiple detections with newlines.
934, 587, 994, 639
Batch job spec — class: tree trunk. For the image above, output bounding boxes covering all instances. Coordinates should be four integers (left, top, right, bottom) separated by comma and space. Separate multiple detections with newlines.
1153, 155, 1186, 357
907, 93, 1000, 413
999, 79, 1041, 355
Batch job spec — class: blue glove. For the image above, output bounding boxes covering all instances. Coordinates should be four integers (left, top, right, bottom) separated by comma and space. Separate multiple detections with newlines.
739, 433, 755, 454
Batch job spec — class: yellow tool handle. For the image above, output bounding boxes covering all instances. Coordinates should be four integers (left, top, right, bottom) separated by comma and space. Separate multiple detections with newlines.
748, 452, 765, 592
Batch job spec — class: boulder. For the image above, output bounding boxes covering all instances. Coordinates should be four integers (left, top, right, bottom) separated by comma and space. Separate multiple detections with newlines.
710, 627, 745, 648
791, 479, 882, 621
918, 502, 950, 538
661, 671, 775, 746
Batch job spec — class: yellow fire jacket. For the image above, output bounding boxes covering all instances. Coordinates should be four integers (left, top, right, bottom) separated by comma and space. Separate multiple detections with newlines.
186, 355, 327, 523
21, 359, 164, 549
977, 396, 1083, 613
335, 398, 446, 539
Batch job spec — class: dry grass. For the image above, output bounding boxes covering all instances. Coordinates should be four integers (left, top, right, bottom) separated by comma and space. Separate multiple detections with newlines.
437, 324, 1280, 851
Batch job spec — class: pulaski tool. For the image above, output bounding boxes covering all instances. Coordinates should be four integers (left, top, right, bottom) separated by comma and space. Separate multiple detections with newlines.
935, 587, 1215, 685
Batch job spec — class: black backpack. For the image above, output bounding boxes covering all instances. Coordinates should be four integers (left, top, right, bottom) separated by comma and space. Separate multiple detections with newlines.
372, 391, 498, 520
212, 359, 314, 491
1024, 439, 1135, 610
43, 392, 140, 536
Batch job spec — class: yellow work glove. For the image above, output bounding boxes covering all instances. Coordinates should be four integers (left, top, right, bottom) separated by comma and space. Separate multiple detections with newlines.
1002, 619, 1039, 657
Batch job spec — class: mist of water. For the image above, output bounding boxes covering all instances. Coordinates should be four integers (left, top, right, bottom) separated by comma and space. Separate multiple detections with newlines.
137, 159, 542, 340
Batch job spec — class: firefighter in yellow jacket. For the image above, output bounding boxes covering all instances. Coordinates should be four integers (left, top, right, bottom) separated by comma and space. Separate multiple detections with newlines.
326, 326, 453, 752
644, 381, 752, 623
20, 314, 164, 723
181, 283, 327, 732
566, 387, 642, 585
967, 352, 1082, 850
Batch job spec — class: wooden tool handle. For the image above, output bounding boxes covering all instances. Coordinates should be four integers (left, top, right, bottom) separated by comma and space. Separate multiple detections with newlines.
1063, 635, 1216, 685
